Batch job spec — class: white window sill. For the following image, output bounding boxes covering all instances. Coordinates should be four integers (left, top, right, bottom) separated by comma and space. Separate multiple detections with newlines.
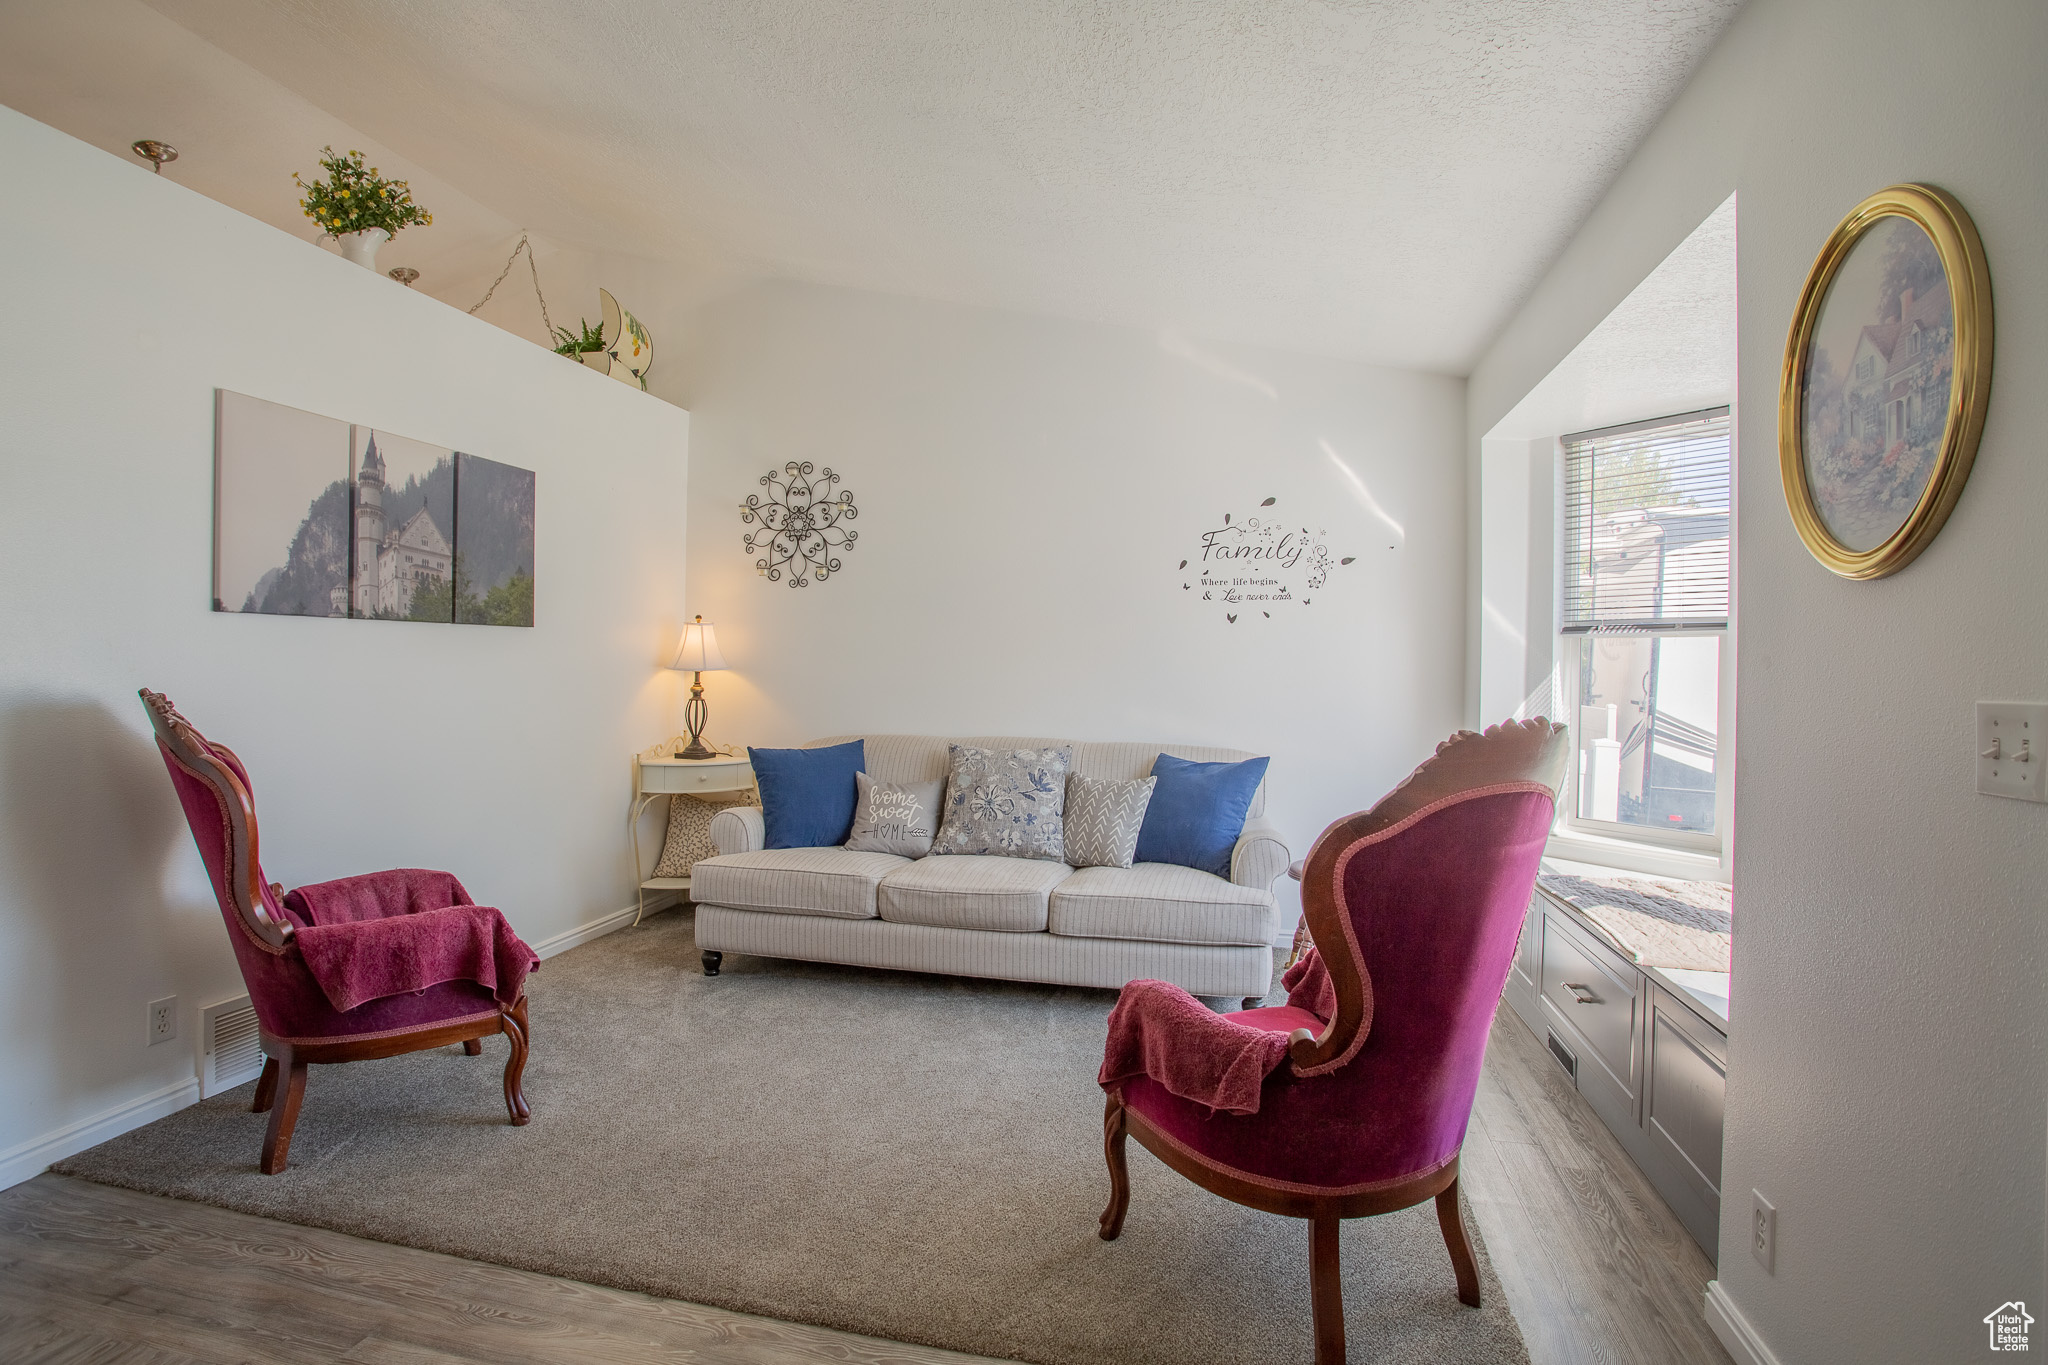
1542, 830, 1729, 885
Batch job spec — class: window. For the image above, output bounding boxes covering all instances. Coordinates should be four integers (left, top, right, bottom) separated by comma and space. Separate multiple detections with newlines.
1560, 408, 1731, 852
1855, 354, 1876, 381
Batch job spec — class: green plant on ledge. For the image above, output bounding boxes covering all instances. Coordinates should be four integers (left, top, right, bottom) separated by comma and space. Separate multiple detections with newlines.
293, 147, 432, 238
552, 318, 606, 358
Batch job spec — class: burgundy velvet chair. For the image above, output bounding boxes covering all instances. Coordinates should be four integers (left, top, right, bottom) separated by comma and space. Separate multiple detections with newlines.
1099, 719, 1568, 1364
141, 689, 532, 1173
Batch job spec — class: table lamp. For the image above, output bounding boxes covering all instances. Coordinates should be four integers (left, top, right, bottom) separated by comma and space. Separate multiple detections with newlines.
668, 616, 728, 759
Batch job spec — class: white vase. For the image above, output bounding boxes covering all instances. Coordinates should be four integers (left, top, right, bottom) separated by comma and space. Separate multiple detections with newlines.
333, 228, 390, 270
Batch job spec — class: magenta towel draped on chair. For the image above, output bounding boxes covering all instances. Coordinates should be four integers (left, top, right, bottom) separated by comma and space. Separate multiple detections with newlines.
283, 867, 478, 927
1097, 949, 1338, 1116
285, 868, 537, 1012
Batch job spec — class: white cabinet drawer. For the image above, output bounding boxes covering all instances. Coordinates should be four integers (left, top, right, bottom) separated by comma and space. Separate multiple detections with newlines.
639, 759, 754, 795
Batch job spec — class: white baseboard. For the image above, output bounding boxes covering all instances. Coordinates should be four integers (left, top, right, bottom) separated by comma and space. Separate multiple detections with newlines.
531, 899, 657, 959
1706, 1281, 1784, 1365
0, 1076, 200, 1192
1, 902, 651, 1195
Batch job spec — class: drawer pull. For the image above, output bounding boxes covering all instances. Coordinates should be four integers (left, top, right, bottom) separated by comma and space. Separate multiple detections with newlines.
1564, 982, 1601, 1006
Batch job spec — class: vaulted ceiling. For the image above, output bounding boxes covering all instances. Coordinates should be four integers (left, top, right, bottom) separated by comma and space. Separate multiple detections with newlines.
15, 0, 1743, 370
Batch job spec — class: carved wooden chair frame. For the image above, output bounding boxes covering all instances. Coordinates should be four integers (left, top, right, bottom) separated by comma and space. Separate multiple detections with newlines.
1099, 719, 1568, 1364
142, 689, 529, 1173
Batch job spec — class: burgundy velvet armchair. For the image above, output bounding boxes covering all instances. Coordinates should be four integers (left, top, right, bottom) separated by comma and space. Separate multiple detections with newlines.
141, 689, 535, 1174
1098, 719, 1568, 1365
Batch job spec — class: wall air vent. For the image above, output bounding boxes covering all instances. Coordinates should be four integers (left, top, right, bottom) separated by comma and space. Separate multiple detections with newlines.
200, 995, 265, 1097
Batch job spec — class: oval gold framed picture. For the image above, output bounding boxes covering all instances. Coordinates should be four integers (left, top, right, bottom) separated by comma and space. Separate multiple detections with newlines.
1779, 183, 1993, 579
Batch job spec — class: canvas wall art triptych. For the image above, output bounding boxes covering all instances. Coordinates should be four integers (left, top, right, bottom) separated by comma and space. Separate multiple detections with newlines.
212, 390, 536, 626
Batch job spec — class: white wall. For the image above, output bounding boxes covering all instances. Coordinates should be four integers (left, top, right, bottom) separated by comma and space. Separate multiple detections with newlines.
0, 107, 690, 1185
1467, 3, 2048, 1361
672, 280, 1468, 937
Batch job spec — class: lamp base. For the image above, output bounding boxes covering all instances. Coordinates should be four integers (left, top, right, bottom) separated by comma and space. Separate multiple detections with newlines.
677, 674, 714, 760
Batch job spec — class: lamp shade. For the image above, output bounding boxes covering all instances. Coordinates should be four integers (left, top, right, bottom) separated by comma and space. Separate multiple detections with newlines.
669, 617, 727, 672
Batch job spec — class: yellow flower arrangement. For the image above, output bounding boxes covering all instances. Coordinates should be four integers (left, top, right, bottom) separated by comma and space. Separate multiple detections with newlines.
293, 146, 432, 239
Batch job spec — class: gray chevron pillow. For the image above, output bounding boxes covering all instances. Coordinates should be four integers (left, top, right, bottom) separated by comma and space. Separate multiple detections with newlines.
1063, 773, 1156, 869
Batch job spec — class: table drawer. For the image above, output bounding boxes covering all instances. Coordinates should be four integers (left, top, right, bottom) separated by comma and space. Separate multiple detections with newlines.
640, 761, 754, 795
1541, 913, 1639, 1095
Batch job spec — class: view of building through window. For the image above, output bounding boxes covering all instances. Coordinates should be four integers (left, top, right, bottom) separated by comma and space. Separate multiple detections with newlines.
1575, 633, 1720, 832
1560, 409, 1731, 845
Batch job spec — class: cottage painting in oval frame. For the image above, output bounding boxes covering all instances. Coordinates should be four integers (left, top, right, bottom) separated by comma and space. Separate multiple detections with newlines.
1779, 183, 1993, 579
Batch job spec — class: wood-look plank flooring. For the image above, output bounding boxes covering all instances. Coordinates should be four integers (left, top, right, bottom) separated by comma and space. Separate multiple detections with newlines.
1461, 1006, 1733, 1365
0, 1003, 1729, 1365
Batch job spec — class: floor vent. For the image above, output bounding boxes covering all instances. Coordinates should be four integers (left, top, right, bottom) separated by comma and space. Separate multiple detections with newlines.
1545, 1029, 1578, 1081
201, 995, 265, 1097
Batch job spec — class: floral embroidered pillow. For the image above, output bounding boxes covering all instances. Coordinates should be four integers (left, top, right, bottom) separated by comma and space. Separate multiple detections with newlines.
930, 745, 1071, 862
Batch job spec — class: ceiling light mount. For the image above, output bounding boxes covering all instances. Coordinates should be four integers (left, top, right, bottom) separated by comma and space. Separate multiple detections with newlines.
131, 139, 178, 174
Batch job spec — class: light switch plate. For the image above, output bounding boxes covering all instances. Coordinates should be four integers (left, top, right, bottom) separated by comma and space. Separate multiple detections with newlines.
1976, 703, 2048, 802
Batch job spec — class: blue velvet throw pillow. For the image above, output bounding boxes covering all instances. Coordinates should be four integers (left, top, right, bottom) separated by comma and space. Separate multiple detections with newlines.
1133, 753, 1270, 878
748, 741, 866, 849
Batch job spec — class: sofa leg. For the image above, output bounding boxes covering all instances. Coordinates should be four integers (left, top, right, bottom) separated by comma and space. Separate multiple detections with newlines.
1241, 995, 1264, 1011
259, 1046, 306, 1175
463, 1037, 483, 1056
1309, 1208, 1346, 1365
1099, 1092, 1130, 1240
701, 950, 722, 976
1436, 1177, 1482, 1307
500, 997, 531, 1126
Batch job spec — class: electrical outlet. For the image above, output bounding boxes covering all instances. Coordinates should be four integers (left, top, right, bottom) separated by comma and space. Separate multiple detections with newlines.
1750, 1190, 1776, 1273
1977, 703, 2048, 802
148, 996, 178, 1047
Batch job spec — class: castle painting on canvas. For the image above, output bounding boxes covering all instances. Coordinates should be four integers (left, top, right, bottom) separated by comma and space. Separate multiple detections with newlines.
212, 391, 352, 616
212, 390, 534, 627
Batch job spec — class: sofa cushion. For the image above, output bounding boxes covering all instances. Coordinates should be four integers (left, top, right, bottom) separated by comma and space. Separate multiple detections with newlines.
878, 855, 1073, 933
691, 848, 909, 919
930, 745, 1071, 862
1048, 863, 1277, 947
845, 773, 945, 858
750, 740, 866, 848
1134, 753, 1271, 878
1063, 773, 1155, 869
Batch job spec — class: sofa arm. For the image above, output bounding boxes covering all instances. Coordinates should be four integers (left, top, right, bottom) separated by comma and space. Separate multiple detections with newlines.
710, 805, 765, 856
1230, 818, 1290, 891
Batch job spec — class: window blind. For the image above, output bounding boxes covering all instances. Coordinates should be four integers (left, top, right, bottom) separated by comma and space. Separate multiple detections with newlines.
1560, 407, 1730, 634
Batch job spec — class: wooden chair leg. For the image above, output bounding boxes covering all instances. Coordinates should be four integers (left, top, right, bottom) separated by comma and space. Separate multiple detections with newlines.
463, 1038, 483, 1056
259, 1047, 307, 1175
251, 1056, 279, 1113
1309, 1209, 1345, 1365
1436, 1178, 1482, 1307
1098, 1092, 1130, 1240
500, 997, 531, 1125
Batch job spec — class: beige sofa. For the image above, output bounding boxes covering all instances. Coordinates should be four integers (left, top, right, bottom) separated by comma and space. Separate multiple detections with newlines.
692, 734, 1290, 1002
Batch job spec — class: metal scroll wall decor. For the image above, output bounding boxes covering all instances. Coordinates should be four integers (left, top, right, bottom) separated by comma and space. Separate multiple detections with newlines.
741, 462, 859, 587
1181, 496, 1355, 623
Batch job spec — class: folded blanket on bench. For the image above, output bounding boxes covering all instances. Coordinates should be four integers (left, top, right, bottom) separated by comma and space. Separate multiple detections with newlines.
1098, 948, 1339, 1116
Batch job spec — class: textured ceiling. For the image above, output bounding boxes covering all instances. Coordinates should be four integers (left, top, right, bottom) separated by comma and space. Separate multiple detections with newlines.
105, 1, 1738, 370
1485, 193, 1736, 442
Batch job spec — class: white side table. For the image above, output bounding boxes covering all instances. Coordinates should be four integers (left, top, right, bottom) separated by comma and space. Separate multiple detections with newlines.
631, 752, 755, 924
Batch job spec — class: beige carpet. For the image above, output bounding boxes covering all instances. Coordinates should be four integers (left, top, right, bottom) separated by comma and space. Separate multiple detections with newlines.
57, 908, 1529, 1365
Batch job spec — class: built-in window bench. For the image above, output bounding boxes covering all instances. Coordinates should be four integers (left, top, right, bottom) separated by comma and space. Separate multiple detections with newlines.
1502, 860, 1730, 1261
